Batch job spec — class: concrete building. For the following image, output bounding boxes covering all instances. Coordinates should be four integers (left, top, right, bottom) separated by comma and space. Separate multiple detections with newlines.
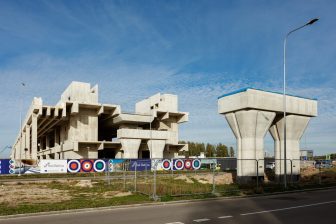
11, 82, 188, 160
218, 88, 317, 182
300, 149, 314, 161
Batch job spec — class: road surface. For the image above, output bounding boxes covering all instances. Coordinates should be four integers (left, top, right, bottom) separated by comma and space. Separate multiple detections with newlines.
1, 188, 335, 224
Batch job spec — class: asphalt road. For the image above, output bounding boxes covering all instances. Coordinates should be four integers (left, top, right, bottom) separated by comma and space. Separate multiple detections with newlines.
1, 188, 335, 224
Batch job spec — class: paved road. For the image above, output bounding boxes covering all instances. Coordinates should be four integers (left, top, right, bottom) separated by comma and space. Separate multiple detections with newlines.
1, 188, 335, 224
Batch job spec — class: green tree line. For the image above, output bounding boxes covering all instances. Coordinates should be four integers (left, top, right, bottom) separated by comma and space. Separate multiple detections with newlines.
179, 141, 235, 157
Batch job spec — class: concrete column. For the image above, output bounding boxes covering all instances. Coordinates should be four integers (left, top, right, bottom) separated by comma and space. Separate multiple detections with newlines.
225, 113, 242, 176
31, 114, 38, 160
25, 125, 31, 159
225, 110, 275, 182
120, 139, 141, 159
147, 140, 165, 159
115, 150, 123, 159
269, 115, 310, 181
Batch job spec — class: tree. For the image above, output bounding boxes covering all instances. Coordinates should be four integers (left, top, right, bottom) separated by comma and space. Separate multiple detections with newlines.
229, 146, 235, 157
205, 143, 215, 157
216, 143, 229, 157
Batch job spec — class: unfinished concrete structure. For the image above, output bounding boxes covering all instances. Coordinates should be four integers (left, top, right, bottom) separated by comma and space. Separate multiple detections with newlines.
218, 88, 317, 182
11, 82, 188, 160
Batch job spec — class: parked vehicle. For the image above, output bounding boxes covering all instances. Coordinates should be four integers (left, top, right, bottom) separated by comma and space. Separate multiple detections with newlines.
266, 162, 275, 170
315, 160, 333, 169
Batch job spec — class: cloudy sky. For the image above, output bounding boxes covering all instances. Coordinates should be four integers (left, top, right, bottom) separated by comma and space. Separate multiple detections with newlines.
0, 0, 335, 157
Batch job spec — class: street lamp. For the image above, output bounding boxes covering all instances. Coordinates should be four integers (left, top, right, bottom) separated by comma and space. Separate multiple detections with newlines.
283, 18, 318, 188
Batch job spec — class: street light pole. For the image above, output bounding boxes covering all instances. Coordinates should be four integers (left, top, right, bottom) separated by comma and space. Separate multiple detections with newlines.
0, 146, 12, 159
283, 18, 318, 188
149, 111, 153, 159
19, 82, 25, 176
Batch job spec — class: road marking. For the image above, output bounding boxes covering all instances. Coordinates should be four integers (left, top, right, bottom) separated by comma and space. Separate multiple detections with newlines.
218, 215, 233, 219
241, 200, 336, 216
193, 218, 210, 222
165, 222, 184, 224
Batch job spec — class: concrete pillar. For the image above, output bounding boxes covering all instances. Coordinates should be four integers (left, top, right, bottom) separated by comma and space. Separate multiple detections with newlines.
31, 114, 38, 160
120, 139, 141, 159
25, 125, 31, 159
225, 110, 275, 182
269, 115, 310, 181
147, 140, 165, 159
115, 150, 123, 159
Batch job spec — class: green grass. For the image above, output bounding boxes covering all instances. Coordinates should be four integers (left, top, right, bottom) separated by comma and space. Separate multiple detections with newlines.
0, 180, 150, 216
1, 169, 336, 216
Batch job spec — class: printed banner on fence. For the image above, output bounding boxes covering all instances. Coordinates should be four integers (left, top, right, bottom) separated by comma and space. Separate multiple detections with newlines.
129, 159, 151, 171
40, 160, 67, 173
160, 159, 202, 171
151, 159, 163, 171
0, 159, 11, 175
109, 159, 125, 172
67, 159, 107, 173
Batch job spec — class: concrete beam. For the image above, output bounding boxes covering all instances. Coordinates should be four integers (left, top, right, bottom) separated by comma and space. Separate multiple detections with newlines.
218, 88, 317, 117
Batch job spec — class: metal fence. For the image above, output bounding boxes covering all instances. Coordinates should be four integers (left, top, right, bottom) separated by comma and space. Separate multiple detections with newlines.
98, 158, 336, 200
0, 158, 335, 201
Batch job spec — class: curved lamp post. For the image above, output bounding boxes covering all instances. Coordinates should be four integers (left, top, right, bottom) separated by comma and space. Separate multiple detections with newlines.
283, 18, 318, 188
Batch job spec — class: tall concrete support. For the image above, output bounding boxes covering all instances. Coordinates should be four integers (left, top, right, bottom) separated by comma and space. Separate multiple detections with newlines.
120, 139, 141, 159
31, 114, 38, 160
225, 110, 275, 181
147, 140, 165, 158
269, 115, 310, 180
218, 88, 317, 183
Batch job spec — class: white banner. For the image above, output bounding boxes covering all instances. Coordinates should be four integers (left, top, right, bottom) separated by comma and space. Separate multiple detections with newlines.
39, 160, 67, 173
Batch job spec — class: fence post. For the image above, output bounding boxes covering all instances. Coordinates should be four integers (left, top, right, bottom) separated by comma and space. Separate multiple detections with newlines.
134, 161, 137, 192
123, 162, 126, 191
105, 160, 108, 185
256, 159, 259, 191
152, 160, 159, 201
290, 160, 293, 185
212, 159, 216, 194
145, 160, 148, 183
108, 159, 111, 186
319, 166, 322, 185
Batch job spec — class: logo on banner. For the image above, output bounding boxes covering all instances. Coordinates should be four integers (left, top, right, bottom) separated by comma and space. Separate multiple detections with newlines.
192, 159, 201, 169
81, 160, 94, 172
67, 160, 81, 173
174, 159, 184, 170
162, 159, 172, 170
9, 160, 15, 174
40, 160, 67, 173
159, 159, 202, 170
184, 159, 192, 169
93, 160, 106, 172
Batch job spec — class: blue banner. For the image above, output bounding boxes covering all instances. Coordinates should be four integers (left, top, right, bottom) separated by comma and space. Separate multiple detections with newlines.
129, 159, 151, 171
0, 159, 11, 175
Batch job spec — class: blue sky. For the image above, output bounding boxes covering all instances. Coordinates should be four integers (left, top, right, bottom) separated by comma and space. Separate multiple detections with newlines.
0, 0, 335, 157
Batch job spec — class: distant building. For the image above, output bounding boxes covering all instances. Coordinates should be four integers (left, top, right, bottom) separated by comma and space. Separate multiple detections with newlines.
300, 149, 314, 160
11, 82, 188, 160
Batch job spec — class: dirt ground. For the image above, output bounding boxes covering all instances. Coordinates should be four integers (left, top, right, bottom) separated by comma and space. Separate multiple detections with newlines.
174, 173, 234, 185
0, 183, 71, 206
0, 180, 134, 207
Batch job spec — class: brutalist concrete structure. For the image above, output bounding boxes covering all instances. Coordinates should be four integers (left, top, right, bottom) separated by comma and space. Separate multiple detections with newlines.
218, 88, 317, 182
11, 82, 188, 160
